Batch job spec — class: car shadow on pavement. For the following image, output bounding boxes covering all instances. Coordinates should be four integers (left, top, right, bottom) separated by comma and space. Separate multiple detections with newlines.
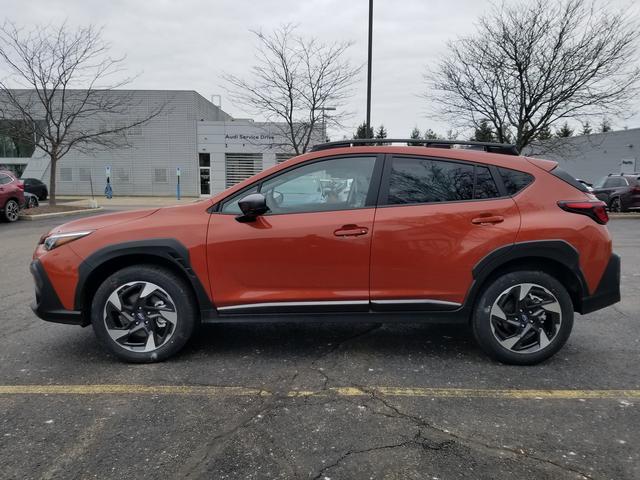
182, 322, 481, 361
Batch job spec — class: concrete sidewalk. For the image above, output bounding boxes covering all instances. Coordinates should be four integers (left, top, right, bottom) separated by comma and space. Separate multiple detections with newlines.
50, 195, 205, 209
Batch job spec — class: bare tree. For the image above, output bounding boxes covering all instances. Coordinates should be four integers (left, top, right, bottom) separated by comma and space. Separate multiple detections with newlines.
223, 25, 361, 155
424, 0, 640, 152
0, 22, 164, 204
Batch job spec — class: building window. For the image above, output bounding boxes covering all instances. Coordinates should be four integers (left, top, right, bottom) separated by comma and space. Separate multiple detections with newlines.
199, 153, 211, 167
79, 168, 92, 182
114, 167, 130, 183
225, 153, 262, 188
154, 168, 168, 183
276, 153, 293, 163
59, 167, 73, 182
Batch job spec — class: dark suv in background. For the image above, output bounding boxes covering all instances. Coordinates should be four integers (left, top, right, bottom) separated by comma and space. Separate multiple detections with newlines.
592, 173, 640, 212
22, 178, 48, 200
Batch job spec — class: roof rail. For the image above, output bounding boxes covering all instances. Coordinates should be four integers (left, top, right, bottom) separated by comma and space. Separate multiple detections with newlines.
311, 138, 520, 155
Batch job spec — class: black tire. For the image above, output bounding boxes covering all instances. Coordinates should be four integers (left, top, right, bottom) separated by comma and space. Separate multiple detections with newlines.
3, 199, 20, 222
472, 271, 573, 365
91, 265, 197, 363
609, 197, 622, 213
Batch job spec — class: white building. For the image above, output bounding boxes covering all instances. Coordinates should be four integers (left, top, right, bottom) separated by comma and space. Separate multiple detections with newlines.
0, 90, 317, 197
528, 128, 640, 184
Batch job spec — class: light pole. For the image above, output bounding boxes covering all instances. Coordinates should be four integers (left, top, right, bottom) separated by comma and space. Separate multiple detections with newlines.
366, 0, 373, 136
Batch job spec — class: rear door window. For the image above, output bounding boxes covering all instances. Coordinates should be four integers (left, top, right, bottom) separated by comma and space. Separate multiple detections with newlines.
387, 157, 474, 204
385, 157, 502, 205
474, 166, 501, 199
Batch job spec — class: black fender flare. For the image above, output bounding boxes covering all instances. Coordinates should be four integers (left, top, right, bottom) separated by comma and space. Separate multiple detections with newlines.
75, 239, 215, 319
464, 240, 588, 312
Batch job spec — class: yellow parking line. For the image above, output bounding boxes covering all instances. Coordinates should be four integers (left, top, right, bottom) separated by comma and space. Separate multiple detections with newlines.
0, 384, 639, 399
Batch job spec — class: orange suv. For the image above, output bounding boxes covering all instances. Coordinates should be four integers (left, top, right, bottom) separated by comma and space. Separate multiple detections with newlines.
31, 140, 620, 364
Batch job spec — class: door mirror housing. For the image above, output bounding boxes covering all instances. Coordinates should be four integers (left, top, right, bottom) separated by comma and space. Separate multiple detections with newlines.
237, 193, 269, 221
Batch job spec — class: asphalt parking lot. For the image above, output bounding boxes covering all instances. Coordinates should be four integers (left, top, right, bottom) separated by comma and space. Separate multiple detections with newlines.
0, 212, 638, 480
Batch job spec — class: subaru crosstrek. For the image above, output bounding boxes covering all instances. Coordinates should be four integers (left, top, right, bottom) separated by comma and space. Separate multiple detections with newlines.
31, 140, 621, 365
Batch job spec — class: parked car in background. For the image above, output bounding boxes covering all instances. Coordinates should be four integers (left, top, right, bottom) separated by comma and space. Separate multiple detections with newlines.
30, 139, 620, 366
22, 178, 48, 200
0, 170, 25, 222
24, 192, 39, 209
577, 179, 594, 193
592, 173, 640, 212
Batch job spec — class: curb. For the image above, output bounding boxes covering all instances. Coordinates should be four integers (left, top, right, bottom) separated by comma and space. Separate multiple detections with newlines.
19, 207, 103, 221
609, 214, 640, 219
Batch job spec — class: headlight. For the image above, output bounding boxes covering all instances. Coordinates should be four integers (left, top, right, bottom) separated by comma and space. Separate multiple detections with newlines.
41, 231, 93, 251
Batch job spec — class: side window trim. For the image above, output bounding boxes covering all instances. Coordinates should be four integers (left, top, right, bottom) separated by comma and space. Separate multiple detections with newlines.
214, 154, 384, 215
378, 154, 507, 207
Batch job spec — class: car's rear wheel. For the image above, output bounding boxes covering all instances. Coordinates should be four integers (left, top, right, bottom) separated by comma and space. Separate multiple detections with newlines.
609, 197, 626, 213
3, 199, 20, 222
26, 195, 38, 209
472, 271, 573, 365
91, 265, 197, 363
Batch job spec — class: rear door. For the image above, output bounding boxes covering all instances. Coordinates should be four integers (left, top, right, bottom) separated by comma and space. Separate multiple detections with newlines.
369, 155, 520, 309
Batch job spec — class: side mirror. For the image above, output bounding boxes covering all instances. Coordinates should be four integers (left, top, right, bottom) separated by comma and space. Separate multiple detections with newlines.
237, 193, 269, 222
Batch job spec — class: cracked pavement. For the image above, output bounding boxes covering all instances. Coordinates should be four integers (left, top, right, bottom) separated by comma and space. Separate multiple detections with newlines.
0, 212, 638, 479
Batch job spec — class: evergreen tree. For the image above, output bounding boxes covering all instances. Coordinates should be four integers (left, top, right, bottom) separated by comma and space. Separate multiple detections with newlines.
556, 122, 574, 138
536, 125, 553, 140
471, 119, 495, 142
408, 126, 422, 145
353, 122, 374, 139
423, 129, 439, 140
375, 125, 387, 139
600, 118, 612, 133
581, 121, 592, 135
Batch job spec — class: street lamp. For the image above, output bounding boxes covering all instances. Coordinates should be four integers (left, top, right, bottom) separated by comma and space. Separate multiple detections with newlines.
366, 0, 373, 135
314, 106, 336, 142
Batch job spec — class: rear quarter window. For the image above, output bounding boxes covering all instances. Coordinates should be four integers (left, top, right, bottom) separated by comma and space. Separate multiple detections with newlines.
498, 167, 534, 195
550, 168, 589, 192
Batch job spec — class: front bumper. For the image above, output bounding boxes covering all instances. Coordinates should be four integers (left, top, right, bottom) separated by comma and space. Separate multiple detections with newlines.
30, 260, 86, 326
578, 253, 621, 314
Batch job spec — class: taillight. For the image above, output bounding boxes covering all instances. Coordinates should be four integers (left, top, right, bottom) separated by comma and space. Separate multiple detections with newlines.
632, 186, 640, 194
16, 181, 24, 191
557, 200, 609, 224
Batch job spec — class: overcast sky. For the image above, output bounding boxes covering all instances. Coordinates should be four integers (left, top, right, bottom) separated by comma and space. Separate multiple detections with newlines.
4, 0, 639, 139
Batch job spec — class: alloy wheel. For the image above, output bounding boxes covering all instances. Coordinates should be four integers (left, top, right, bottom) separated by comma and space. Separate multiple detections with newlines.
5, 200, 19, 221
103, 281, 178, 353
490, 283, 562, 354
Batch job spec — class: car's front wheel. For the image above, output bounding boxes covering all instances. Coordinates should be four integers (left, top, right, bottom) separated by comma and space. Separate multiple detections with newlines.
472, 271, 573, 365
91, 265, 197, 363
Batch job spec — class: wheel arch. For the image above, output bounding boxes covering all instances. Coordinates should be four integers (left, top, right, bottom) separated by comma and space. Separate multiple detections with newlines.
75, 239, 215, 325
466, 241, 588, 316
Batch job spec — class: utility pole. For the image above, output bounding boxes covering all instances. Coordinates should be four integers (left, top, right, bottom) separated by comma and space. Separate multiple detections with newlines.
314, 106, 336, 143
366, 0, 373, 137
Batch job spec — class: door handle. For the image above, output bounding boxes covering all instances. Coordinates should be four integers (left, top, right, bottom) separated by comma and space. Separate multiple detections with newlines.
471, 215, 504, 225
334, 224, 369, 237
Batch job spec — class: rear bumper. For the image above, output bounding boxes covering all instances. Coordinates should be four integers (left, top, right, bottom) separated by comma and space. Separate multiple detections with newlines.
578, 253, 621, 314
30, 260, 86, 326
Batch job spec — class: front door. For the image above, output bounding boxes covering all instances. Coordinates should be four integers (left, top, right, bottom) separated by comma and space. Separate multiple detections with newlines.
207, 155, 381, 313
